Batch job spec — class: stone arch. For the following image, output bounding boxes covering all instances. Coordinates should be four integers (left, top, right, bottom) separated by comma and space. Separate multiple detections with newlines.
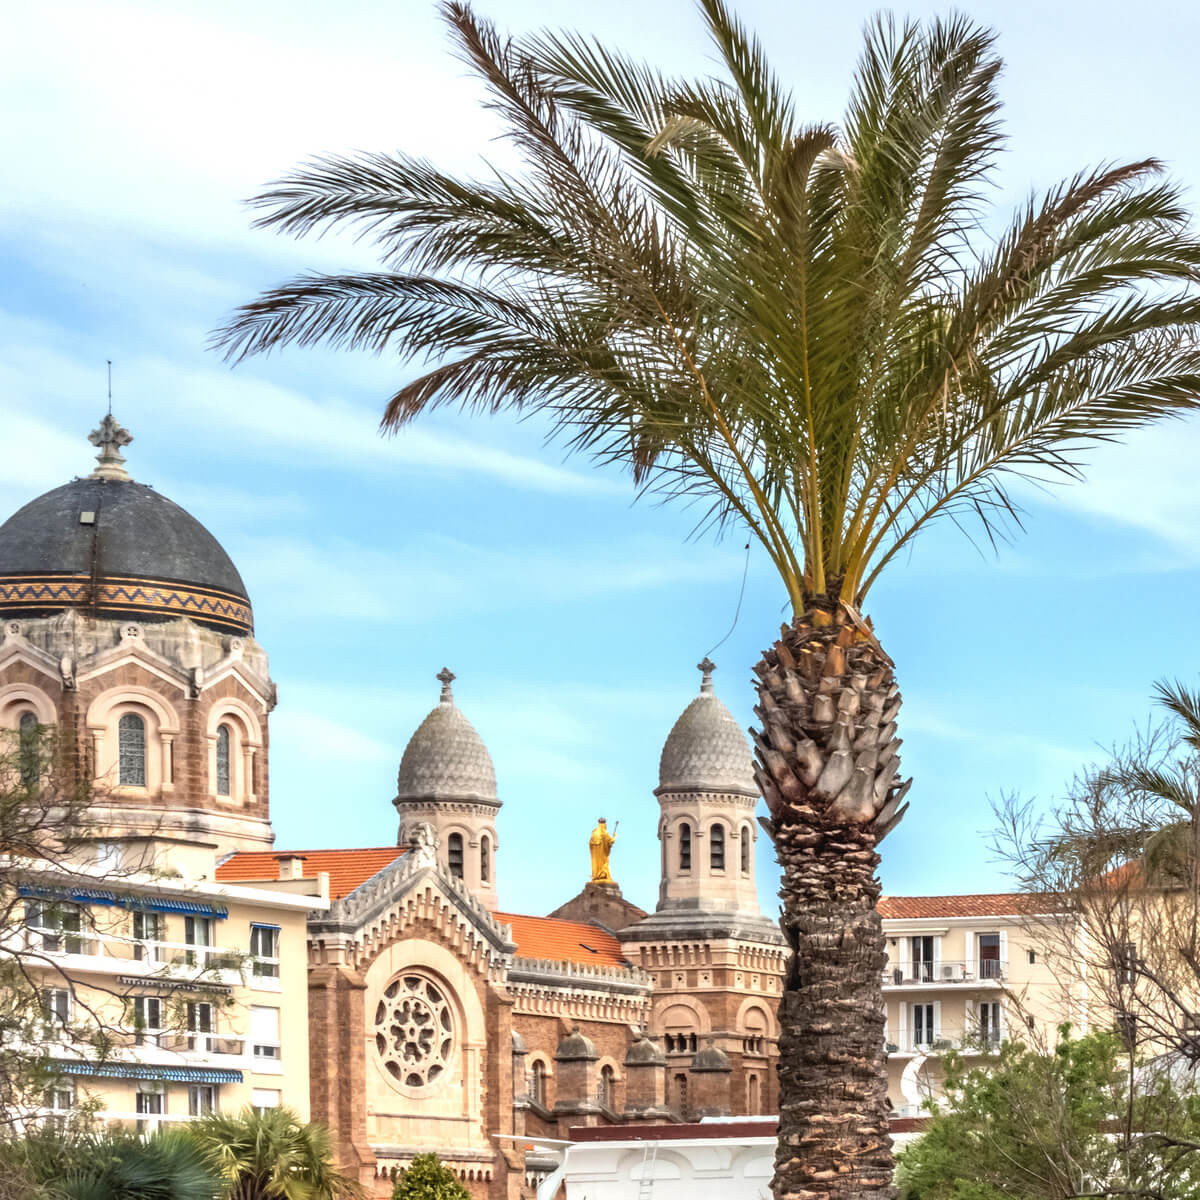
0, 682, 55, 728
735, 996, 778, 1040
86, 685, 181, 795
205, 697, 263, 806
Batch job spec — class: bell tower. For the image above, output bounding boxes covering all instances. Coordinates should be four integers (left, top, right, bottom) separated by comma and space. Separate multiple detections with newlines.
393, 668, 500, 909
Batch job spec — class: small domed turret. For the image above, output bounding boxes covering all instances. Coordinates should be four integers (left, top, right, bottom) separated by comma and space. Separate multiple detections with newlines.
393, 670, 500, 909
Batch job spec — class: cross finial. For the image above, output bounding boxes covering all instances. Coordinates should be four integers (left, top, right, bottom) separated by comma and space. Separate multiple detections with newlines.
437, 667, 456, 702
88, 414, 133, 481
697, 657, 716, 694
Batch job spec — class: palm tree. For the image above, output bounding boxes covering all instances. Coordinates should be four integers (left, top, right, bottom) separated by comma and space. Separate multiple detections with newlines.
215, 3, 1200, 1194
190, 1107, 362, 1200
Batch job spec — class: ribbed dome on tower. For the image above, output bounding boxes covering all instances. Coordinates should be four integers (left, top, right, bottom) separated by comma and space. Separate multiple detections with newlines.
657, 658, 756, 796
395, 669, 498, 803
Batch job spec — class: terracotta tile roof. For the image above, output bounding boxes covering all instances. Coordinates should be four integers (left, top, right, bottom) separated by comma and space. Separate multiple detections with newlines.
216, 846, 406, 900
495, 912, 630, 968
878, 893, 1056, 919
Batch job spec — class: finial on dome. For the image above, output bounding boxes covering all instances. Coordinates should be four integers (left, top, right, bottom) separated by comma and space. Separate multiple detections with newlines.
697, 657, 716, 694
88, 414, 133, 482
437, 667, 456, 703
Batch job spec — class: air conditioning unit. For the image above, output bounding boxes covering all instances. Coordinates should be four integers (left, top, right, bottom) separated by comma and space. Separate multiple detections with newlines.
942, 963, 963, 981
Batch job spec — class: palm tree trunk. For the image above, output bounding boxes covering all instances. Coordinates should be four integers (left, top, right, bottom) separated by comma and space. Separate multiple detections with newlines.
754, 602, 908, 1200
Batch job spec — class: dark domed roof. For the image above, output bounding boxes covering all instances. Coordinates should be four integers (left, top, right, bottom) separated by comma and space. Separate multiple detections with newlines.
0, 418, 252, 635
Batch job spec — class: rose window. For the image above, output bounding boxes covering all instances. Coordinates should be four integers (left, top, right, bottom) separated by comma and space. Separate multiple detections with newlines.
374, 974, 454, 1088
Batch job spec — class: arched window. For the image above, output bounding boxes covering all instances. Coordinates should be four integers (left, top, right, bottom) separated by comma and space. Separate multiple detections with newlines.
18, 711, 38, 789
215, 724, 232, 796
741, 825, 751, 874
118, 713, 146, 787
480, 835, 491, 884
679, 823, 692, 871
598, 1064, 615, 1109
710, 824, 725, 871
447, 833, 464, 879
530, 1059, 546, 1106
674, 1073, 688, 1116
747, 1073, 760, 1114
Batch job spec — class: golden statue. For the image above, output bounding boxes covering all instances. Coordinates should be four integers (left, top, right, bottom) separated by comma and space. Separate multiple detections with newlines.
589, 817, 618, 884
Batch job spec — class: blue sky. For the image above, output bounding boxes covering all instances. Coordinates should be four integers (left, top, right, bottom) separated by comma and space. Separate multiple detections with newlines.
3, 0, 1199, 919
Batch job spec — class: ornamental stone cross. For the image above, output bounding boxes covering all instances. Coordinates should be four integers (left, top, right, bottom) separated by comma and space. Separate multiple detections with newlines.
697, 656, 716, 694
88, 414, 133, 481
437, 667, 456, 703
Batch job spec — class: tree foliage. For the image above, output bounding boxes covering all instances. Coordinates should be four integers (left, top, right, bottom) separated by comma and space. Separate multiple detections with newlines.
216, 0, 1200, 613
190, 1106, 363, 1200
897, 1029, 1200, 1200
391, 1154, 470, 1200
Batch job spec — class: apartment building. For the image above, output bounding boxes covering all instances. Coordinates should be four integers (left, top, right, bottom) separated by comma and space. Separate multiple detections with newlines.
16, 835, 326, 1128
880, 894, 1072, 1114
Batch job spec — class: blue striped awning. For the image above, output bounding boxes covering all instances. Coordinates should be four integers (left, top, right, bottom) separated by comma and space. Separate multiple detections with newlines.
19, 886, 227, 919
52, 1061, 242, 1084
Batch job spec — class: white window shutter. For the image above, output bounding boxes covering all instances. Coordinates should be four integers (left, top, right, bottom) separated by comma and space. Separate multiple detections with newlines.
933, 935, 943, 978
251, 1005, 280, 1044
933, 1001, 942, 1043
964, 929, 975, 977
999, 929, 1009, 976
899, 1001, 907, 1049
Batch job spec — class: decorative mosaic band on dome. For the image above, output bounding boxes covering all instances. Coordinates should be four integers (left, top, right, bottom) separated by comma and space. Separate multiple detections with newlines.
0, 572, 253, 635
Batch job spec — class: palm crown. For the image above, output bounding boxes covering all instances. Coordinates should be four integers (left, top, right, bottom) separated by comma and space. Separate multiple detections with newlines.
216, 1, 1200, 615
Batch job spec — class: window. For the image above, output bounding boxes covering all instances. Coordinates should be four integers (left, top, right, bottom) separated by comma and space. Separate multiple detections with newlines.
251, 1088, 281, 1115
132, 911, 163, 962
135, 1088, 163, 1133
184, 916, 212, 967
1116, 1010, 1137, 1049
710, 824, 725, 871
251, 1006, 280, 1060
911, 935, 935, 983
26, 901, 84, 955
118, 713, 147, 787
447, 833, 464, 879
598, 1064, 615, 1109
679, 823, 692, 871
1028, 949, 1037, 965
911, 1003, 935, 1048
215, 724, 232, 796
978, 1002, 1002, 1045
18, 710, 38, 788
674, 1072, 688, 1117
747, 1073, 760, 1115
480, 835, 490, 884
132, 996, 163, 1045
250, 925, 280, 978
530, 1059, 546, 1106
978, 933, 1002, 979
186, 1001, 213, 1051
1116, 941, 1139, 987
188, 1084, 216, 1117
43, 988, 70, 1026
43, 1083, 73, 1128
741, 827, 751, 874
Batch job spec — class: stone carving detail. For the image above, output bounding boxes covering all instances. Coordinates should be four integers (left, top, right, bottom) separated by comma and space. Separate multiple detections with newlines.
375, 973, 455, 1089
403, 821, 439, 869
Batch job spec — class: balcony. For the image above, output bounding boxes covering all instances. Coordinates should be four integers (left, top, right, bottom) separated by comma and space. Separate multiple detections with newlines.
17, 925, 249, 986
884, 1025, 1003, 1056
883, 959, 1007, 988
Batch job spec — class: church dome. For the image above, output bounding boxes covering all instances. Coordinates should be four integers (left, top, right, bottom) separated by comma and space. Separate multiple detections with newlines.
657, 658, 756, 796
0, 416, 252, 635
395, 669, 498, 804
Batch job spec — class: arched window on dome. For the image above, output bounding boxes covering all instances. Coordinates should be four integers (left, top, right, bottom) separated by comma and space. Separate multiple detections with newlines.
118, 713, 147, 787
678, 823, 692, 871
710, 823, 725, 871
480, 835, 491, 884
18, 711, 38, 789
215, 724, 232, 796
447, 833, 464, 879
741, 824, 752, 874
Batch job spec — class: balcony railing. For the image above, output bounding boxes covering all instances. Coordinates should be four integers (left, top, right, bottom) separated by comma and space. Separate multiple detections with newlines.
883, 959, 1007, 986
884, 1026, 1004, 1054
19, 926, 247, 978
